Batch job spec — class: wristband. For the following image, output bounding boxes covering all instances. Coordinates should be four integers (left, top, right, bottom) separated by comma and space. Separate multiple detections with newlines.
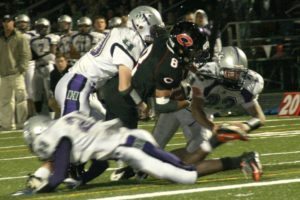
243, 118, 261, 132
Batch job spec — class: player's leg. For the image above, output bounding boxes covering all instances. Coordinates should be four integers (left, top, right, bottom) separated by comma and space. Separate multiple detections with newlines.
114, 145, 197, 184
64, 160, 109, 189
14, 74, 28, 129
24, 62, 36, 117
152, 112, 180, 148
32, 70, 44, 113
0, 75, 15, 130
164, 109, 211, 164
55, 73, 91, 116
196, 152, 263, 181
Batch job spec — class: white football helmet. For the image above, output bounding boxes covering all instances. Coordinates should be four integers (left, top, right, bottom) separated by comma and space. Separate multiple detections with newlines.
77, 16, 92, 26
58, 15, 72, 32
23, 115, 52, 150
197, 46, 249, 90
35, 18, 51, 36
15, 14, 31, 32
77, 16, 92, 33
108, 17, 122, 28
128, 6, 164, 43
218, 46, 249, 89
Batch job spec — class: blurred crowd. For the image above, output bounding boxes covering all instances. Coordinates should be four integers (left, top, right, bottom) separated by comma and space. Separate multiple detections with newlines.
1, 0, 299, 27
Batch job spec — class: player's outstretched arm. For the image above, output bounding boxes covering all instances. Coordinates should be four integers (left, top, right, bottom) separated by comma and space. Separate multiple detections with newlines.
37, 138, 72, 193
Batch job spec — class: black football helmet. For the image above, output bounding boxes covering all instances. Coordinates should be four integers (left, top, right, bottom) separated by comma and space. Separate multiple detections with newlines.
168, 21, 210, 67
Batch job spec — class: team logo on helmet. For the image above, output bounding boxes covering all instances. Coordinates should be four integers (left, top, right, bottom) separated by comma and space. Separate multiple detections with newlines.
176, 34, 193, 47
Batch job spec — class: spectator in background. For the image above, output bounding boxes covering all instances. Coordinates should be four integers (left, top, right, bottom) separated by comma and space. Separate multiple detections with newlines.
93, 15, 109, 34
184, 11, 195, 23
0, 14, 31, 131
48, 54, 70, 118
195, 9, 222, 57
30, 18, 60, 115
57, 15, 74, 59
15, 14, 39, 118
70, 17, 105, 59
121, 15, 128, 27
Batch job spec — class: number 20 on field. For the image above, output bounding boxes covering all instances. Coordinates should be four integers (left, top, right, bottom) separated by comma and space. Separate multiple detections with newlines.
278, 92, 300, 116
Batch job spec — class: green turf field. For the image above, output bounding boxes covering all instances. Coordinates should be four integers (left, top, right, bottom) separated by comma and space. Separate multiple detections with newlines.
1, 115, 300, 200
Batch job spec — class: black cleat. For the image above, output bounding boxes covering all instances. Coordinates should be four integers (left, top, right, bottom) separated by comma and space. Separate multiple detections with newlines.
240, 151, 263, 181
110, 166, 136, 181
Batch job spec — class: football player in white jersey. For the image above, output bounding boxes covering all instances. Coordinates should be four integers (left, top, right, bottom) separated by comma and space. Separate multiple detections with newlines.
15, 14, 39, 117
152, 46, 265, 181
55, 6, 165, 117
12, 112, 196, 195
30, 18, 60, 113
69, 17, 105, 59
13, 111, 261, 195
57, 15, 74, 59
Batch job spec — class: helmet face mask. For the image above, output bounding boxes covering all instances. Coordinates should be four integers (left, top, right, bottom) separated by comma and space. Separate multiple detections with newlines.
128, 6, 164, 44
35, 18, 50, 36
219, 67, 249, 90
77, 17, 92, 33
217, 46, 249, 90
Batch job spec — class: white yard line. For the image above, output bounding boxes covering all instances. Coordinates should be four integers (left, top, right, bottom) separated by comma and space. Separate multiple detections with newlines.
0, 156, 36, 161
0, 136, 22, 140
261, 151, 300, 156
264, 160, 300, 166
0, 176, 27, 181
89, 178, 300, 200
0, 130, 22, 134
0, 145, 26, 149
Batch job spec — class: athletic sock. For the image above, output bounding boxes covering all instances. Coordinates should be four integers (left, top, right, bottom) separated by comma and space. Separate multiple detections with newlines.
220, 156, 242, 171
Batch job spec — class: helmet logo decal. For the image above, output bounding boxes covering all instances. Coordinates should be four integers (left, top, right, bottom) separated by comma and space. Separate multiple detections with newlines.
163, 77, 174, 84
176, 34, 193, 47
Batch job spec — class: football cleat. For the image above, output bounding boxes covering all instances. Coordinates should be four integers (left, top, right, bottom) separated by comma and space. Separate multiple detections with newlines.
110, 166, 136, 181
12, 188, 36, 196
240, 151, 263, 181
216, 124, 248, 142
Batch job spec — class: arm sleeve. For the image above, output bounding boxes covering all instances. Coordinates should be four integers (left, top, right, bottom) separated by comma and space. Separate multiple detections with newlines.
155, 97, 178, 113
39, 137, 72, 192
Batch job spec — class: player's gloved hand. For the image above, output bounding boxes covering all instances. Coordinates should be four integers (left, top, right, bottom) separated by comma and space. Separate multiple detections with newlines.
12, 174, 48, 196
180, 80, 192, 101
137, 102, 149, 120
